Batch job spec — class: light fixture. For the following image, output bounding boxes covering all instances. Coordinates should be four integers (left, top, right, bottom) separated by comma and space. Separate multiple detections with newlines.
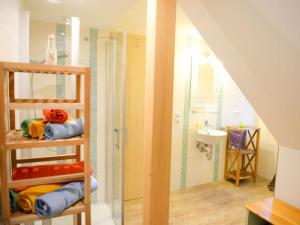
63, 17, 71, 25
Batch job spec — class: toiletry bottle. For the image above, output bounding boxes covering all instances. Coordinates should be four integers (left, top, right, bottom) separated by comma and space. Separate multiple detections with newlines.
45, 34, 57, 65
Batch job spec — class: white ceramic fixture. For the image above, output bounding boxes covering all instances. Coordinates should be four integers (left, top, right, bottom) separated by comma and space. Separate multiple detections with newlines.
196, 129, 227, 146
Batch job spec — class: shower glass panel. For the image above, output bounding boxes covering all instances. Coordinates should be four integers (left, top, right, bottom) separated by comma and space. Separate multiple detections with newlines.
105, 31, 127, 225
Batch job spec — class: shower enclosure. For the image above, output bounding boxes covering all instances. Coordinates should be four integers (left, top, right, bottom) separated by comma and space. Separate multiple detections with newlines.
104, 31, 127, 225
27, 16, 126, 224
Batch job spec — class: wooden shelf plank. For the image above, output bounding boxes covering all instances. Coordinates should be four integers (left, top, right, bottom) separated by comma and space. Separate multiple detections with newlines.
2, 62, 86, 75
245, 197, 300, 225
11, 99, 78, 104
8, 173, 84, 188
16, 154, 78, 164
7, 102, 84, 110
227, 149, 256, 154
227, 126, 258, 131
225, 170, 253, 180
5, 130, 84, 149
10, 202, 85, 225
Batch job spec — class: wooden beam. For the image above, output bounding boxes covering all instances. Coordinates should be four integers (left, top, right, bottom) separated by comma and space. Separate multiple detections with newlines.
16, 154, 78, 164
143, 0, 176, 224
83, 67, 91, 225
7, 102, 84, 110
9, 71, 17, 168
0, 63, 10, 225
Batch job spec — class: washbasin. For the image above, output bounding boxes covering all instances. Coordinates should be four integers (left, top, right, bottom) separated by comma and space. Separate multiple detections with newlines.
195, 129, 227, 146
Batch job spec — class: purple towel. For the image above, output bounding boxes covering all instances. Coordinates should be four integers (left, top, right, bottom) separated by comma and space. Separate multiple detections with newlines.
229, 130, 245, 148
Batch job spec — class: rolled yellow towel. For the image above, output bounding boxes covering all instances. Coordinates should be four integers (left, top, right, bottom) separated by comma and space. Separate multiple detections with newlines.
17, 184, 61, 213
29, 120, 45, 140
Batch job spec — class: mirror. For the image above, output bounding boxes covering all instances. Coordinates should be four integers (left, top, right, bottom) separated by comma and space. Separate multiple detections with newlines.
190, 55, 220, 111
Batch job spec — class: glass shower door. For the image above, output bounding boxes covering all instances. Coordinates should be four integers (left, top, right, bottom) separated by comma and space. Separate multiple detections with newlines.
111, 31, 127, 225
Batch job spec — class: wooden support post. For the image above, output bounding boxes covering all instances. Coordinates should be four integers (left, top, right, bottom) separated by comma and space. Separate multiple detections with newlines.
253, 129, 260, 182
9, 71, 17, 168
84, 68, 91, 225
236, 150, 241, 186
143, 0, 176, 224
76, 74, 82, 225
0, 63, 10, 225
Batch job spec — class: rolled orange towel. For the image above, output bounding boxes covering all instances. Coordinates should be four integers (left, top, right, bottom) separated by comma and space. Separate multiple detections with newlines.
43, 109, 69, 124
28, 120, 45, 140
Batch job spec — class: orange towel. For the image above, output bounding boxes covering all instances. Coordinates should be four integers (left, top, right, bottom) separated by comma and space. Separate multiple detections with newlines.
12, 162, 92, 192
28, 120, 45, 140
43, 109, 69, 124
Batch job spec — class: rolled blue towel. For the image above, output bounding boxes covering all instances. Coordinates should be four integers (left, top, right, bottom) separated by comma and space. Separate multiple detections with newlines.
35, 176, 98, 217
44, 119, 84, 140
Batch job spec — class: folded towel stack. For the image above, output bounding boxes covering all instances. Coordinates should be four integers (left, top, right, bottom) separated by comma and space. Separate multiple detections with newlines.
12, 161, 92, 191
20, 109, 84, 140
35, 176, 98, 217
21, 118, 43, 137
42, 109, 69, 124
44, 119, 84, 140
10, 176, 98, 215
17, 184, 62, 212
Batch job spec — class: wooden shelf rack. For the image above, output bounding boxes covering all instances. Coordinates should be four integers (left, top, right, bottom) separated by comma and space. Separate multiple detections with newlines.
224, 126, 260, 186
0, 62, 91, 225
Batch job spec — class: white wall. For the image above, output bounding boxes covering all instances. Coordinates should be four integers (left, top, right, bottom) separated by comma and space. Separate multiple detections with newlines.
256, 118, 278, 180
275, 146, 300, 209
0, 0, 22, 221
170, 34, 189, 190
170, 8, 279, 190
221, 72, 257, 127
178, 0, 300, 207
221, 70, 278, 181
0, 0, 20, 61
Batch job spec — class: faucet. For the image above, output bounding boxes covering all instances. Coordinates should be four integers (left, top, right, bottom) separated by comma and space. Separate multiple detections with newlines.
204, 120, 209, 130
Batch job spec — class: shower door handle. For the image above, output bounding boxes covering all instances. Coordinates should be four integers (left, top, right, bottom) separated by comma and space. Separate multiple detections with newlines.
114, 128, 127, 150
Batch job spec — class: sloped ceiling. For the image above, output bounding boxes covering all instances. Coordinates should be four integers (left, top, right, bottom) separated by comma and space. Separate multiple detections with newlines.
24, 0, 138, 28
178, 0, 300, 149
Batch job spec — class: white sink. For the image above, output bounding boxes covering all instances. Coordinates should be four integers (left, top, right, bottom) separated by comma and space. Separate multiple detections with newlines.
195, 129, 227, 146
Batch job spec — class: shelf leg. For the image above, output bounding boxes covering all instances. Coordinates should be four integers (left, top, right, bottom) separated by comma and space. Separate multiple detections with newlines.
0, 148, 10, 225
73, 213, 82, 225
84, 67, 91, 225
236, 150, 241, 186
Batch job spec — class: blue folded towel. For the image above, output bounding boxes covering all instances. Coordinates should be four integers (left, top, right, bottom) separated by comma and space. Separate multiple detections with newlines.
44, 119, 84, 140
35, 176, 98, 217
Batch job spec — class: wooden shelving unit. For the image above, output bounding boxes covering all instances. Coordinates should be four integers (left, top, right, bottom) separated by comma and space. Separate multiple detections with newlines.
224, 126, 260, 186
0, 62, 91, 225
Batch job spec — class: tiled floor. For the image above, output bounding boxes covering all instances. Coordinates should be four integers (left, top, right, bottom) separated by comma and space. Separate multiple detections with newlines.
125, 177, 273, 225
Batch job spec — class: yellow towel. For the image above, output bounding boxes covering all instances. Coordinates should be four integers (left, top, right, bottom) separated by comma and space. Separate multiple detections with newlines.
17, 184, 61, 212
29, 120, 45, 140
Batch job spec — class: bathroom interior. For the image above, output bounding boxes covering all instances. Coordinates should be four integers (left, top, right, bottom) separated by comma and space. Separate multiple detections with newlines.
1, 0, 280, 225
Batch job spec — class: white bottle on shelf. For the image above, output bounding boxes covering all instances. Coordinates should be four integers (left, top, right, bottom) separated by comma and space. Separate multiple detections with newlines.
45, 34, 57, 65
